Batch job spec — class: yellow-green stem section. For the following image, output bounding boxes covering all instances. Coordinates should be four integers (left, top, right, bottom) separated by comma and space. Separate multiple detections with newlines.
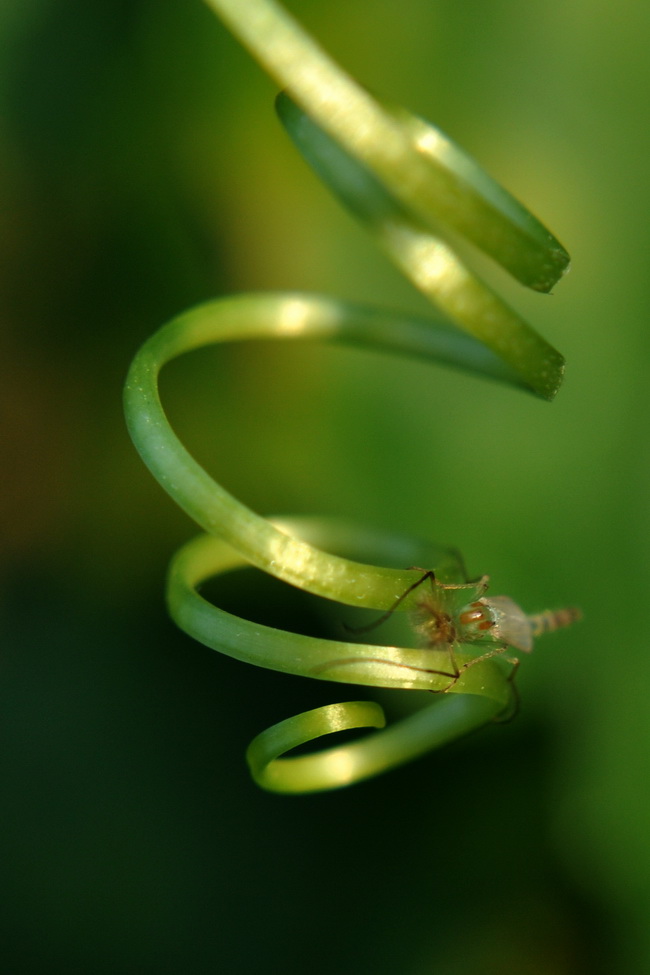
206, 0, 569, 298
246, 695, 500, 794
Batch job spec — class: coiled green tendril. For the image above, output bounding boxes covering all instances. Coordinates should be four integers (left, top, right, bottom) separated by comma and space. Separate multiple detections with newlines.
124, 0, 571, 793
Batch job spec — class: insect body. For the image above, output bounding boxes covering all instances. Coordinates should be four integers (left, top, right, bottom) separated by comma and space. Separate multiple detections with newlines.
410, 570, 581, 687
318, 568, 580, 702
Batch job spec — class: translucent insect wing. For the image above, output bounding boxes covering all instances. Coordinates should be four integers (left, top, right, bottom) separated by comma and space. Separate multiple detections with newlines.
484, 595, 533, 653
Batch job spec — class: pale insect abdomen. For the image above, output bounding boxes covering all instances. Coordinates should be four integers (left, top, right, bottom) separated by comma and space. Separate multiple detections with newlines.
528, 606, 582, 637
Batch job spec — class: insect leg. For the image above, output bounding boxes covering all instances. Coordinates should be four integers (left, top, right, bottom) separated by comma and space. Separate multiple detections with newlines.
344, 568, 435, 634
455, 645, 521, 720
310, 654, 459, 687
457, 643, 511, 672
491, 654, 521, 723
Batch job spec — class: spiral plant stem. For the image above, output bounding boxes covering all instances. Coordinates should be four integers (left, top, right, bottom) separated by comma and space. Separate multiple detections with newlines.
124, 0, 572, 793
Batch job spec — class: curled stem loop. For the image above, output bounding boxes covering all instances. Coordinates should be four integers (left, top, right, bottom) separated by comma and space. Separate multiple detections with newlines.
124, 0, 570, 792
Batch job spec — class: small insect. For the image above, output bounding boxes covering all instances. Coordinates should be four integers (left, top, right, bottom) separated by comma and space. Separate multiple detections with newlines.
418, 570, 579, 675
332, 568, 581, 696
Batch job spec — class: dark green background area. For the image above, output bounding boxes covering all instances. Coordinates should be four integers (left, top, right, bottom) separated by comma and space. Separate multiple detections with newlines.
1, 1, 648, 971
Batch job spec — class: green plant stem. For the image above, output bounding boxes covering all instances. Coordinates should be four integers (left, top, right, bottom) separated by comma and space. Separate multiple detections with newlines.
167, 521, 512, 700
123, 0, 573, 791
276, 92, 566, 397
204, 0, 569, 396
125, 292, 522, 611
167, 520, 510, 793
207, 0, 568, 285
246, 695, 499, 794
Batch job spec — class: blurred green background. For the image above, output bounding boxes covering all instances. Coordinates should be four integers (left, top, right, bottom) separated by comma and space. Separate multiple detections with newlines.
1, 0, 649, 971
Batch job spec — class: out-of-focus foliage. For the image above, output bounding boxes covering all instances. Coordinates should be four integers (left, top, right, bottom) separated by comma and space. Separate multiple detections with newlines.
1, 0, 649, 971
